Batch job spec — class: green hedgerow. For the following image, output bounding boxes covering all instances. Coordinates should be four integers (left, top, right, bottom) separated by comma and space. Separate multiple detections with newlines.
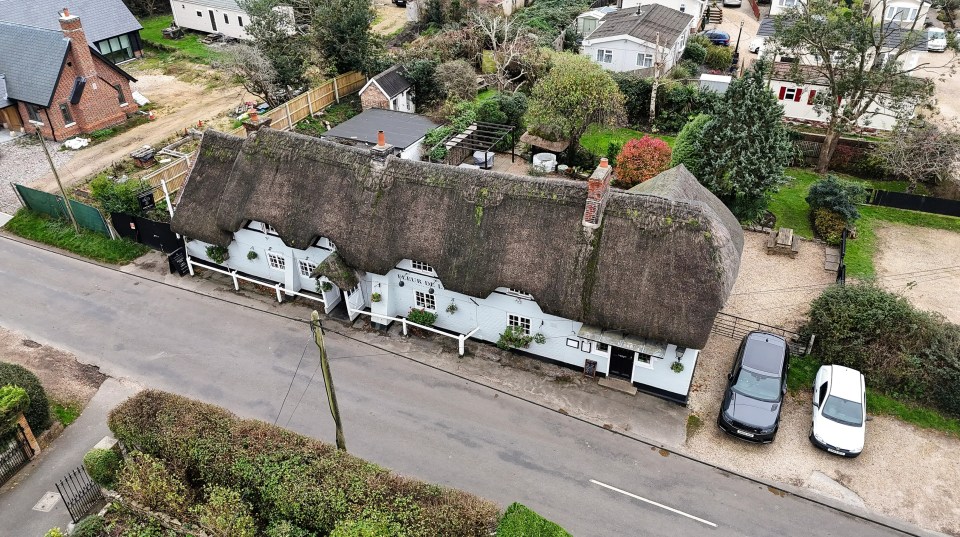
496, 503, 572, 537
117, 451, 192, 518
71, 516, 105, 537
812, 207, 847, 245
83, 448, 123, 488
0, 362, 51, 437
0, 385, 30, 433
194, 485, 258, 537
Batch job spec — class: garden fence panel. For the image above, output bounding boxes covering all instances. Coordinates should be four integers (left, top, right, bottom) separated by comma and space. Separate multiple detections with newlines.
13, 184, 110, 236
866, 189, 960, 218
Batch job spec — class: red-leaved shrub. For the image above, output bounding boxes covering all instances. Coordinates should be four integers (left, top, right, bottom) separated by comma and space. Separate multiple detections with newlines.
613, 136, 672, 187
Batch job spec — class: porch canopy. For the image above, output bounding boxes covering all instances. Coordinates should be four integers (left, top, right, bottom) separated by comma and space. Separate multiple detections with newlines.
578, 325, 669, 358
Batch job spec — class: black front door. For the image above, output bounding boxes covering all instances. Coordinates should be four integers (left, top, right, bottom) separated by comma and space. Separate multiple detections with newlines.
209, 10, 218, 31
609, 346, 634, 380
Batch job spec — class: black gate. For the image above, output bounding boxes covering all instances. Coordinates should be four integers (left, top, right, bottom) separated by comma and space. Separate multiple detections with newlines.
0, 427, 33, 487
56, 466, 106, 523
712, 312, 814, 356
110, 213, 182, 253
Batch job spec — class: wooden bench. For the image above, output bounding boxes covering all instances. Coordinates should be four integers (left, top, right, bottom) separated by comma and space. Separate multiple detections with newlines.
766, 227, 800, 258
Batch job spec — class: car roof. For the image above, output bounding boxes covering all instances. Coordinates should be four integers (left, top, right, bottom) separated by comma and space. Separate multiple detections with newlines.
827, 365, 864, 401
742, 331, 786, 374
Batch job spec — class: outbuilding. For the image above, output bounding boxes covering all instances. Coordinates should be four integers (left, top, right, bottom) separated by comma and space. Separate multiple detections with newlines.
321, 108, 438, 161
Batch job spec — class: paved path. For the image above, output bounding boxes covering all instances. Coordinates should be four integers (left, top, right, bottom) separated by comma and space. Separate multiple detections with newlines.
0, 235, 935, 537
0, 379, 140, 536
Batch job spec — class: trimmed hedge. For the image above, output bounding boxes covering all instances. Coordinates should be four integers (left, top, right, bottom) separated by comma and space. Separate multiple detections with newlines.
108, 390, 500, 536
71, 515, 105, 537
0, 385, 30, 432
0, 362, 51, 436
83, 448, 123, 488
496, 503, 572, 536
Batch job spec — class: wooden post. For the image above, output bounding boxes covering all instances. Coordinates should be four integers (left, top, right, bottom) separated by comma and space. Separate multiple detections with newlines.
284, 102, 292, 130
160, 179, 174, 218
307, 88, 315, 116
311, 311, 347, 451
17, 414, 41, 458
333, 77, 341, 103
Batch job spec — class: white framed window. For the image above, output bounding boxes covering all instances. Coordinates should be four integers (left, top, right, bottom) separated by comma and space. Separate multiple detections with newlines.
411, 260, 434, 273
636, 353, 654, 369
566, 338, 580, 348
637, 53, 654, 68
508, 314, 531, 335
505, 288, 533, 300
885, 6, 917, 21
267, 252, 285, 271
783, 87, 798, 101
298, 260, 317, 278
580, 340, 592, 353
596, 49, 613, 64
415, 290, 436, 310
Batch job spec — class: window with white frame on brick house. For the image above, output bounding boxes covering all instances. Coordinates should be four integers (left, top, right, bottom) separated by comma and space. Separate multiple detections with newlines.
415, 290, 436, 310
267, 252, 285, 271
298, 260, 317, 278
596, 49, 613, 63
508, 314, 531, 335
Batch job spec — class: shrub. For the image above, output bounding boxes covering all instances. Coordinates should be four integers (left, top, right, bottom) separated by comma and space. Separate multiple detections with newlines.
266, 520, 317, 537
43, 529, 65, 537
108, 390, 501, 536
83, 448, 123, 488
497, 325, 534, 350
812, 208, 847, 245
407, 307, 438, 326
830, 144, 889, 179
0, 385, 30, 433
71, 516, 105, 537
330, 517, 402, 536
803, 283, 960, 416
678, 58, 700, 75
205, 245, 229, 264
117, 451, 192, 517
0, 362, 51, 436
612, 73, 653, 127
89, 175, 148, 215
194, 485, 258, 537
436, 60, 478, 102
668, 65, 692, 80
682, 42, 707, 64
247, 250, 258, 260
424, 125, 453, 161
613, 136, 672, 187
704, 45, 732, 71
496, 503, 572, 537
806, 175, 867, 222
687, 33, 713, 49
670, 113, 711, 175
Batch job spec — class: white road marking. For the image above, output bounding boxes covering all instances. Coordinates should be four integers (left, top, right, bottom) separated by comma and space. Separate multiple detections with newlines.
590, 479, 719, 528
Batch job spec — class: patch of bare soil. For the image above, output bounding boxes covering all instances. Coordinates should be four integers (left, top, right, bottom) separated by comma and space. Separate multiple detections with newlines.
874, 222, 960, 324
373, 1, 408, 36
0, 327, 105, 408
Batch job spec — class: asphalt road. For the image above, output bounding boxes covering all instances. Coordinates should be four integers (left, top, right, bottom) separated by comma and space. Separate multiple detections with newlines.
0, 236, 916, 536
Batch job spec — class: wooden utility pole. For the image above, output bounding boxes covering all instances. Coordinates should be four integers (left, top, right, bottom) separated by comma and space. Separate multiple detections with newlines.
649, 32, 662, 127
310, 310, 346, 451
32, 123, 78, 233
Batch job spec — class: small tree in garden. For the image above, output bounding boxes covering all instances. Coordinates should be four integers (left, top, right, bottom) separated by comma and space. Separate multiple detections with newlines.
807, 175, 867, 244
696, 64, 794, 221
435, 60, 478, 102
873, 118, 960, 192
525, 53, 625, 158
670, 113, 711, 175
219, 44, 281, 107
613, 136, 672, 187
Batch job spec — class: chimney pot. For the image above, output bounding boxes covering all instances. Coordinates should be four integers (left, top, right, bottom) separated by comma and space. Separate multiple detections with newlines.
63, 7, 70, 17
249, 108, 259, 122
599, 157, 608, 168
377, 130, 385, 147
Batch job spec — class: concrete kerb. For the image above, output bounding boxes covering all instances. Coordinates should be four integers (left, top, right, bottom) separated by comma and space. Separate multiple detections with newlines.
0, 233, 942, 537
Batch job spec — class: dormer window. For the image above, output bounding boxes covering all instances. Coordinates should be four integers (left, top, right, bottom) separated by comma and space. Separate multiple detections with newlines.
506, 288, 533, 300
411, 260, 434, 273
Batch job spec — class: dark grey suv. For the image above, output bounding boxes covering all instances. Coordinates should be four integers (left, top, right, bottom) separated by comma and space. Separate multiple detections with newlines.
717, 331, 790, 443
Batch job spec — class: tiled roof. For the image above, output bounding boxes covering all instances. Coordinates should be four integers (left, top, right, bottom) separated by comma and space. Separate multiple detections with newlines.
369, 65, 412, 99
587, 4, 693, 45
757, 17, 926, 50
0, 22, 69, 106
0, 0, 141, 44
182, 0, 244, 10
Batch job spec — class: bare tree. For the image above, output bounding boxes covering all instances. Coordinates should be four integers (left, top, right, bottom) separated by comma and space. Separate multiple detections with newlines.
471, 11, 535, 92
219, 44, 281, 107
874, 117, 960, 191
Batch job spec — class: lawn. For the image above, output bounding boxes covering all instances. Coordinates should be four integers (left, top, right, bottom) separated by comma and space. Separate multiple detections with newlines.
579, 125, 676, 157
3, 209, 148, 264
139, 15, 223, 63
52, 402, 82, 427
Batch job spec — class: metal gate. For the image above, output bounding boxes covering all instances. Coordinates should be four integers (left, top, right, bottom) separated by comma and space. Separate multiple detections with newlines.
110, 213, 182, 253
56, 466, 106, 523
0, 426, 33, 486
712, 312, 814, 356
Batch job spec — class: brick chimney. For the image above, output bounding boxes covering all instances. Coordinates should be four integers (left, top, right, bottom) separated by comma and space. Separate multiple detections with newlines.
370, 129, 394, 162
59, 8, 97, 80
582, 157, 613, 228
242, 107, 272, 136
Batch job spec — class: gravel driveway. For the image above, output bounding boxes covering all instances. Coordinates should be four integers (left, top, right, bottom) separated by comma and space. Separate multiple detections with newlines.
0, 138, 76, 214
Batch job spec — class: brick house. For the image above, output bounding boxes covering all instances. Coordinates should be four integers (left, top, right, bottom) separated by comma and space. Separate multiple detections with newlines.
0, 9, 139, 141
359, 65, 415, 113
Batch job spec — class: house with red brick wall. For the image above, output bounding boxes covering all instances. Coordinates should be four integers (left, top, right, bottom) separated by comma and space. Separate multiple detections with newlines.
0, 9, 139, 142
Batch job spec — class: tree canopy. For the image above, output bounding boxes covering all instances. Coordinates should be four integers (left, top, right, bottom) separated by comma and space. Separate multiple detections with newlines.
525, 53, 625, 154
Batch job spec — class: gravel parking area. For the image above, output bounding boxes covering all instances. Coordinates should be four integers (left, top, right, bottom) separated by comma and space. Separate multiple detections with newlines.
875, 222, 960, 324
685, 231, 960, 535
0, 138, 76, 214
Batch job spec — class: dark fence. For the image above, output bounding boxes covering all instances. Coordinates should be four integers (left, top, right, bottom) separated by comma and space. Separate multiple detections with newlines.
56, 466, 106, 523
712, 312, 813, 355
792, 132, 877, 163
13, 184, 111, 236
836, 228, 848, 285
110, 213, 182, 253
0, 429, 33, 487
865, 189, 960, 218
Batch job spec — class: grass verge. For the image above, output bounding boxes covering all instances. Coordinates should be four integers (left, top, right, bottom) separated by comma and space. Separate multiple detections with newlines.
139, 15, 222, 63
497, 503, 572, 537
579, 124, 676, 156
786, 354, 819, 393
52, 402, 82, 427
770, 168, 818, 238
867, 390, 960, 438
3, 210, 149, 264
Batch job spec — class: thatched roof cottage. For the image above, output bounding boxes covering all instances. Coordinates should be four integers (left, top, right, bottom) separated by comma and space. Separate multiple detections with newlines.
171, 128, 743, 403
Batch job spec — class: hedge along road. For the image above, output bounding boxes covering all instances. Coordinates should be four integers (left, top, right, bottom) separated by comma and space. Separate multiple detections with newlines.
0, 236, 922, 537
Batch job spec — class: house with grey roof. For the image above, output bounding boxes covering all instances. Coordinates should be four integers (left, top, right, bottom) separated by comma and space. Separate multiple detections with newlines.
359, 65, 415, 113
169, 124, 744, 404
0, 9, 138, 141
0, 0, 143, 64
581, 4, 693, 73
321, 108, 438, 160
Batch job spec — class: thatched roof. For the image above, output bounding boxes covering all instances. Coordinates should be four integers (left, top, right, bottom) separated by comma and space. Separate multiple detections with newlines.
311, 252, 360, 290
519, 131, 569, 153
172, 129, 743, 348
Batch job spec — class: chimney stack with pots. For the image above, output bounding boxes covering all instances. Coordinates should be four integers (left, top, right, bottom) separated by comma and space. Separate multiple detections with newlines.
583, 157, 613, 228
242, 107, 272, 136
59, 8, 97, 80
370, 129, 394, 162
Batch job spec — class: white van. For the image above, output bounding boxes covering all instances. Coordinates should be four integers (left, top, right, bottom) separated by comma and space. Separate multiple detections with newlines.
928, 28, 947, 52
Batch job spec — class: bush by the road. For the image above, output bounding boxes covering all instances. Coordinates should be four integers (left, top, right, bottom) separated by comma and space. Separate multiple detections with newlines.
108, 390, 501, 536
497, 503, 572, 536
0, 362, 51, 437
803, 283, 960, 417
83, 448, 123, 488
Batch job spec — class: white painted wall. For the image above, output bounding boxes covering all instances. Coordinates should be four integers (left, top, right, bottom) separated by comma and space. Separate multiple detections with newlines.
771, 0, 930, 22
399, 137, 425, 160
582, 33, 686, 73
770, 79, 902, 130
171, 1, 251, 39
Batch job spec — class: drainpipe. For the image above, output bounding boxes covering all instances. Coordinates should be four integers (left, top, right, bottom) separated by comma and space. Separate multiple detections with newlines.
43, 108, 58, 141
